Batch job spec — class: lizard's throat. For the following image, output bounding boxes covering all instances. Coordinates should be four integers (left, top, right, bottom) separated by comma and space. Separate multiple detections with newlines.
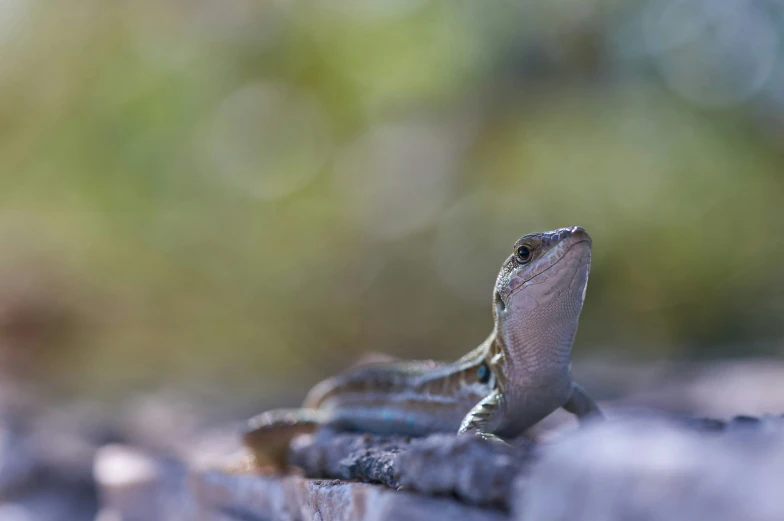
495, 285, 588, 385
497, 316, 578, 383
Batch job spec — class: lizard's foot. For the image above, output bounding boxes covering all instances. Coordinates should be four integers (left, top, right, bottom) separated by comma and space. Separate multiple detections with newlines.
459, 430, 508, 445
477, 432, 507, 444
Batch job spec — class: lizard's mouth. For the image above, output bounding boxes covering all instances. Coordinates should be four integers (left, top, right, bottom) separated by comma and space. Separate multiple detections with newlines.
494, 289, 506, 313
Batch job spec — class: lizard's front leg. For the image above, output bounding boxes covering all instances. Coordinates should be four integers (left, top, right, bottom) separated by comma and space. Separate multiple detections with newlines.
458, 389, 505, 443
562, 382, 603, 423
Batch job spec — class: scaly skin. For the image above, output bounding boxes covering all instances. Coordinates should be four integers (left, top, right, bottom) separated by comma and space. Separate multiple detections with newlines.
243, 226, 602, 468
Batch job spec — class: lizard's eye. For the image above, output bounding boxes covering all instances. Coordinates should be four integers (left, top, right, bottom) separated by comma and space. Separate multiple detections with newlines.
516, 246, 532, 263
477, 363, 491, 384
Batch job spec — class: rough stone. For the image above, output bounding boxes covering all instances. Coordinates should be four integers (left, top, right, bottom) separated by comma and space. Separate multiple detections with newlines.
289, 429, 411, 486
95, 441, 509, 521
196, 472, 507, 521
289, 430, 533, 507
96, 415, 784, 521
394, 434, 531, 507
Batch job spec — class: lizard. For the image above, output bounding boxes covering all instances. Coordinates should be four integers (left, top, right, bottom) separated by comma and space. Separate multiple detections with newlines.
243, 226, 602, 469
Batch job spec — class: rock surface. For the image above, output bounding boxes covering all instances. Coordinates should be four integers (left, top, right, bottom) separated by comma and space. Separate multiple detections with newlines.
0, 412, 101, 521
516, 417, 784, 521
289, 429, 532, 507
96, 415, 784, 521
197, 472, 507, 521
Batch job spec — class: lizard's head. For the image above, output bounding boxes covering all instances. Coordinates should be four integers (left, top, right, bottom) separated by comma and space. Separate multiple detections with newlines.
493, 226, 592, 326
489, 226, 592, 432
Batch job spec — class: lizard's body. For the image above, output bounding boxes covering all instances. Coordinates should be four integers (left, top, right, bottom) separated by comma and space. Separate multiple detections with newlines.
244, 226, 602, 467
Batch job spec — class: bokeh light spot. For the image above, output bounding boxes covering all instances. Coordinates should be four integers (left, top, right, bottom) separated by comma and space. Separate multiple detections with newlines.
645, 0, 778, 107
334, 122, 457, 239
206, 83, 332, 200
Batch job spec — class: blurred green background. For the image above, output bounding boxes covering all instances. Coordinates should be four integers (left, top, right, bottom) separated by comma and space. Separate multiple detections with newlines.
2, 0, 784, 410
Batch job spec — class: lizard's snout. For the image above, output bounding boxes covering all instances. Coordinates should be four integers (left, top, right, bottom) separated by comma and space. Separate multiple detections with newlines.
544, 226, 591, 247
568, 226, 591, 245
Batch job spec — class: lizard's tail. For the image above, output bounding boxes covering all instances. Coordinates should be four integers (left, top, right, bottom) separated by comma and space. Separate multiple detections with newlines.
242, 408, 326, 470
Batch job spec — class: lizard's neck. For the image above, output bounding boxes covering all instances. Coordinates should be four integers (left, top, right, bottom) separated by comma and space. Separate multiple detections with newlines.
489, 309, 578, 436
495, 296, 581, 389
